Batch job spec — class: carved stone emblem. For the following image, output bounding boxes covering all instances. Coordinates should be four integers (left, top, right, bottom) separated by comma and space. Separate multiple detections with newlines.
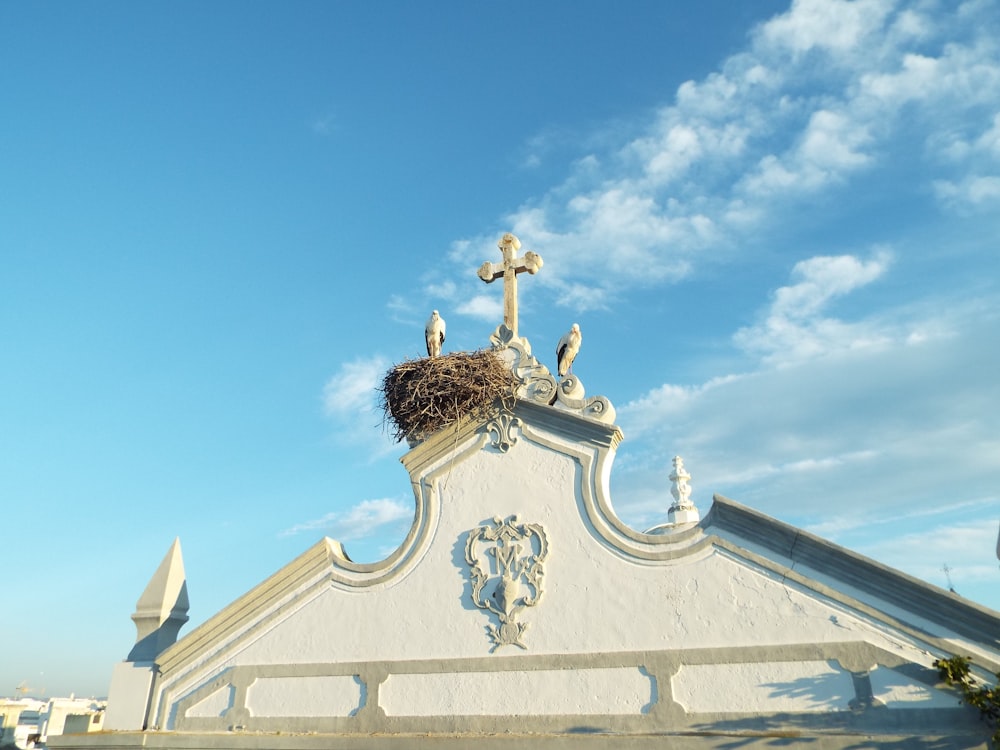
486, 412, 521, 453
465, 515, 548, 651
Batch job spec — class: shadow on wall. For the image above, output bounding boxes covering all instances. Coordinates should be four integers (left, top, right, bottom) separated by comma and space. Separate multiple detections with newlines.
689, 713, 987, 750
127, 581, 190, 662
686, 663, 985, 748
761, 671, 854, 707
451, 531, 481, 614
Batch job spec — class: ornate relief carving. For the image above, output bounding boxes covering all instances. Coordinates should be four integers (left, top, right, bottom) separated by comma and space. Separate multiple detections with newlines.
490, 327, 618, 422
489, 323, 517, 350
465, 515, 548, 651
490, 325, 558, 407
486, 413, 522, 453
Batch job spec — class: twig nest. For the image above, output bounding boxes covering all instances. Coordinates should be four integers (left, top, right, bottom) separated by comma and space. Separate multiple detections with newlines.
380, 350, 514, 442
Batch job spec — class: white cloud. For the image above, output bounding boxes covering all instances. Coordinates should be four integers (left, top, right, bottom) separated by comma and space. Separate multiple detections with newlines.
935, 175, 1000, 210
321, 356, 403, 455
551, 282, 611, 312
806, 496, 998, 537
772, 251, 890, 319
425, 279, 457, 300
860, 53, 941, 106
975, 113, 1000, 156
755, 0, 895, 57
614, 269, 1000, 530
634, 123, 705, 184
392, 0, 997, 318
797, 109, 872, 170
621, 375, 745, 439
740, 109, 874, 195
279, 498, 411, 541
852, 520, 1000, 588
456, 294, 502, 321
322, 356, 388, 417
733, 250, 893, 364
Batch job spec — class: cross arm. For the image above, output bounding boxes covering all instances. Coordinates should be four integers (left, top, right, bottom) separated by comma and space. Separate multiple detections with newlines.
516, 251, 543, 275
478, 261, 504, 283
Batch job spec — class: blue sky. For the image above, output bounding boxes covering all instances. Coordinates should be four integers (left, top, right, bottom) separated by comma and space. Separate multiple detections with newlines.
2, 0, 998, 699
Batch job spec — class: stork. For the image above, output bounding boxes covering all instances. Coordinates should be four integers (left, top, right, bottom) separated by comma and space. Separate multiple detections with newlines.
556, 323, 581, 376
425, 310, 446, 357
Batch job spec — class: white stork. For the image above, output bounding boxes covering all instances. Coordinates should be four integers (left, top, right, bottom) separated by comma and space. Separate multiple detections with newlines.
425, 310, 446, 357
556, 323, 581, 376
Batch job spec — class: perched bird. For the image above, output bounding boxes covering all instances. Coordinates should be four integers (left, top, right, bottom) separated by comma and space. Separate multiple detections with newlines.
556, 323, 582, 376
425, 310, 446, 357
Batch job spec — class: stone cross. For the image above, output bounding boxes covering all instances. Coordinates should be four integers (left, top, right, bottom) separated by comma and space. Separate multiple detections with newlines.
478, 233, 544, 337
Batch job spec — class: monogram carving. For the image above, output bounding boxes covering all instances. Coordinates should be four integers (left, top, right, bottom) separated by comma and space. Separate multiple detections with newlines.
465, 516, 548, 651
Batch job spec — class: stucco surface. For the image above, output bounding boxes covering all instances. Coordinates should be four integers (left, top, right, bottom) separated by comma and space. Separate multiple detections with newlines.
245, 676, 361, 717
671, 660, 853, 713
139, 410, 998, 742
219, 441, 928, 664
200, 437, 917, 672
380, 667, 653, 716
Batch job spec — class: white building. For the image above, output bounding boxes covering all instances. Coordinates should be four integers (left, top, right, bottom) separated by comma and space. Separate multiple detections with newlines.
2, 697, 104, 749
48, 240, 1000, 749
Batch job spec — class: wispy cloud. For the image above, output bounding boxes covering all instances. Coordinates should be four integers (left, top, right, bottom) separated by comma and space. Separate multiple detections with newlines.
322, 356, 388, 418
403, 0, 1000, 317
280, 498, 411, 541
755, 0, 894, 56
309, 112, 337, 136
806, 496, 999, 538
366, 0, 1000, 603
322, 356, 399, 453
733, 249, 894, 365
614, 275, 1000, 525
851, 519, 1000, 588
456, 294, 502, 321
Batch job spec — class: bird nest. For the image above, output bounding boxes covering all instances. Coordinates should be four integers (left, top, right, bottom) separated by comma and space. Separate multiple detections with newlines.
380, 350, 515, 442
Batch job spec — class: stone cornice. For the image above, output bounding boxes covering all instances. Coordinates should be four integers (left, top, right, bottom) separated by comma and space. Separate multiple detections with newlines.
155, 538, 340, 675
703, 494, 1000, 654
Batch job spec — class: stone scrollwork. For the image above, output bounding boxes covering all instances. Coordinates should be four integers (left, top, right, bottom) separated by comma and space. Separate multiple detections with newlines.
465, 515, 549, 651
553, 375, 617, 424
490, 326, 558, 407
488, 326, 616, 423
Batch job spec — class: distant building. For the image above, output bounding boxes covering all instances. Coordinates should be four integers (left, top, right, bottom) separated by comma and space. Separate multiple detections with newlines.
1, 698, 104, 750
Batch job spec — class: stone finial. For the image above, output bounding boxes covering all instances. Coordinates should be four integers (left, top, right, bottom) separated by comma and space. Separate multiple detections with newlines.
127, 537, 190, 661
668, 456, 699, 525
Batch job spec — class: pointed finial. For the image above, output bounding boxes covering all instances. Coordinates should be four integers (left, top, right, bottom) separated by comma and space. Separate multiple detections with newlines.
127, 537, 190, 661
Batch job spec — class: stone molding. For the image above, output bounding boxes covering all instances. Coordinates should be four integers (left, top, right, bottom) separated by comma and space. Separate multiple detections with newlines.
149, 641, 972, 737
49, 726, 992, 750
704, 495, 1000, 663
